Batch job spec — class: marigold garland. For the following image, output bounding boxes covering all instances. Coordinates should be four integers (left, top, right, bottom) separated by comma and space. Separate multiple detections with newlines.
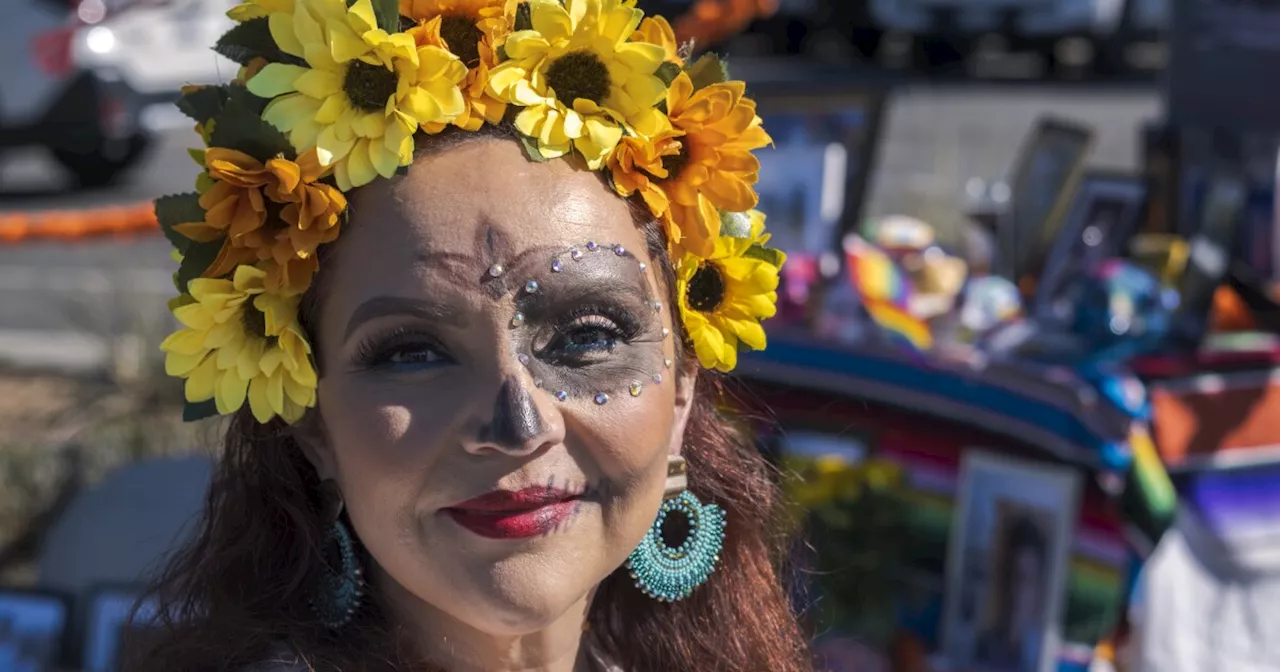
156, 0, 785, 425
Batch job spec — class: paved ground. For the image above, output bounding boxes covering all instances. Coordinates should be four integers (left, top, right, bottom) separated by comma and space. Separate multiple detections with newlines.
0, 83, 1161, 371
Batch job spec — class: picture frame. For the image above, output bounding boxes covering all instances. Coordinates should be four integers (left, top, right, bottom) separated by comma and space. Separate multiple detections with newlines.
747, 77, 889, 258
941, 452, 1082, 672
1001, 117, 1095, 285
1032, 171, 1151, 326
0, 588, 70, 672
82, 586, 160, 672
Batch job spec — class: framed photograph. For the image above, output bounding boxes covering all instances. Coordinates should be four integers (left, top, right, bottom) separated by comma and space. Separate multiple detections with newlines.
1032, 171, 1151, 325
0, 589, 69, 672
83, 586, 160, 672
1170, 172, 1249, 348
1001, 117, 1095, 284
942, 452, 1082, 672
748, 80, 888, 257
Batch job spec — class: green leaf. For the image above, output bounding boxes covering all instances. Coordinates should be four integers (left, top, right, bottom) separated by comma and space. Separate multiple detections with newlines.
496, 43, 509, 62
517, 133, 550, 163
227, 82, 269, 116
655, 61, 681, 87
183, 399, 220, 422
176, 85, 229, 124
514, 2, 533, 31
154, 193, 206, 254
743, 243, 785, 269
214, 18, 278, 66
685, 53, 729, 91
176, 239, 226, 290
209, 94, 293, 162
370, 0, 400, 33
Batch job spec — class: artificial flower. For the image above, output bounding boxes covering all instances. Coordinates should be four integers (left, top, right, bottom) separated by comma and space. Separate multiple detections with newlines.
675, 228, 783, 372
161, 265, 317, 424
247, 0, 467, 190
174, 147, 346, 295
401, 0, 509, 132
608, 129, 682, 216
657, 71, 771, 257
633, 15, 681, 65
486, 0, 669, 168
227, 0, 294, 22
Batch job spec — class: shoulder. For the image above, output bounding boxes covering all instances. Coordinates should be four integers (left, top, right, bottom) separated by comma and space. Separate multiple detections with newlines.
242, 643, 308, 672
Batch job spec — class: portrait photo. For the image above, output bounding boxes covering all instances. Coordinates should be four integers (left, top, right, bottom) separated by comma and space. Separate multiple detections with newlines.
1033, 171, 1150, 326
0, 590, 69, 672
942, 452, 1081, 672
1002, 118, 1094, 283
752, 86, 886, 257
83, 588, 160, 672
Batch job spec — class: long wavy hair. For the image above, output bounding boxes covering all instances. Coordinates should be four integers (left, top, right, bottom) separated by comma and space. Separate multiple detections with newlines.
133, 125, 812, 672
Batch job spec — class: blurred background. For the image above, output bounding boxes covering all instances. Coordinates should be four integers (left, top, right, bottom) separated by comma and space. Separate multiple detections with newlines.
1, 1, 1278, 671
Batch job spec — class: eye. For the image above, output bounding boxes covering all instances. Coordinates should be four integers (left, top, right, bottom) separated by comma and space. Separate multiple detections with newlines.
542, 307, 642, 363
354, 327, 450, 372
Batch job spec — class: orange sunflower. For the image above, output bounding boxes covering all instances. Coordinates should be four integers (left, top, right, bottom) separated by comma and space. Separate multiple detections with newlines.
401, 0, 509, 132
614, 71, 770, 257
173, 147, 346, 296
633, 15, 682, 65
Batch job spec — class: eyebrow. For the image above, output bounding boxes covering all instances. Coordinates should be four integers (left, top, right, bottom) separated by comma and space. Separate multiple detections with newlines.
343, 296, 468, 342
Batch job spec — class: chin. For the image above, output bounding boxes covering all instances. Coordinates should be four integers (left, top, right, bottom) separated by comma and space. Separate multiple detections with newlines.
450, 560, 595, 636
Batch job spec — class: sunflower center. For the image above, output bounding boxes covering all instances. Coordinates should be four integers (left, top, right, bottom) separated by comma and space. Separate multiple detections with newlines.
545, 50, 610, 106
687, 263, 726, 313
344, 60, 398, 112
242, 305, 268, 340
440, 15, 483, 67
659, 144, 690, 181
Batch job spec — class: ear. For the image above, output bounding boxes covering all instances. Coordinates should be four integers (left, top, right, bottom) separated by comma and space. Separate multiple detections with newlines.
292, 409, 338, 481
666, 361, 698, 457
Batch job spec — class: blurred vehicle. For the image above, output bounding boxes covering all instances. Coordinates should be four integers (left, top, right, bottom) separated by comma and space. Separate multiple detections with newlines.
870, 0, 1133, 72
0, 0, 234, 189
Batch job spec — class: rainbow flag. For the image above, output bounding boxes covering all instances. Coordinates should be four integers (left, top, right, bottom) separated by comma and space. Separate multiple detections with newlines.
864, 300, 934, 351
844, 235, 911, 308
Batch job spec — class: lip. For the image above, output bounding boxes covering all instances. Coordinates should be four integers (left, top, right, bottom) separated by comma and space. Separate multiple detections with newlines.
444, 486, 585, 539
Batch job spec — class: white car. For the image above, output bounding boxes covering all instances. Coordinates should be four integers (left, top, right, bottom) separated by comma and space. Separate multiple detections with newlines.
0, 0, 236, 189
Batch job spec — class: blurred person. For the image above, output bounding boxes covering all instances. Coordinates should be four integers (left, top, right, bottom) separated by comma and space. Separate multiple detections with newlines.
135, 0, 807, 671
974, 516, 1050, 672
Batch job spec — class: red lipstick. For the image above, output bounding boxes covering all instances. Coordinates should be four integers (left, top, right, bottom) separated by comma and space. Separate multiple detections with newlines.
444, 486, 584, 539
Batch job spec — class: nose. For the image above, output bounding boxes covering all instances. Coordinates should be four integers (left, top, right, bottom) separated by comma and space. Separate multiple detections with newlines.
461, 375, 566, 457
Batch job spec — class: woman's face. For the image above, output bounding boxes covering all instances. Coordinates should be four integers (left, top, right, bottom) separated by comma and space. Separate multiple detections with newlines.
305, 139, 694, 637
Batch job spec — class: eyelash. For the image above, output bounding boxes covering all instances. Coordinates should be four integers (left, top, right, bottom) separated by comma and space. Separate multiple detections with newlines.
353, 327, 448, 372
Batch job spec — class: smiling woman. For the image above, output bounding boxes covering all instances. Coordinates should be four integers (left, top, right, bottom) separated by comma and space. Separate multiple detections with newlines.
137, 0, 805, 670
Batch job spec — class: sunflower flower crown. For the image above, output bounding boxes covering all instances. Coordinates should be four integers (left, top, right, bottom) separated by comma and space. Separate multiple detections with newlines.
155, 0, 785, 425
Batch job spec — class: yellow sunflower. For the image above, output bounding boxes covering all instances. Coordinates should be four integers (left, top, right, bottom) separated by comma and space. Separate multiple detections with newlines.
633, 15, 681, 65
400, 0, 509, 132
246, 0, 468, 190
161, 265, 317, 424
675, 225, 783, 372
228, 0, 294, 22
486, 0, 670, 168
658, 71, 771, 257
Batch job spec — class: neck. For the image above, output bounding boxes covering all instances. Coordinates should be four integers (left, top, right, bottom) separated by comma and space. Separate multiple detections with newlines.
375, 569, 600, 672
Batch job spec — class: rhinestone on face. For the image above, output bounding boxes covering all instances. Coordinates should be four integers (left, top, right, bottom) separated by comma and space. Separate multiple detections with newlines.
535, 379, 544, 388
555, 390, 568, 401
638, 262, 647, 272
664, 358, 673, 369
629, 381, 643, 397
662, 327, 670, 337
652, 373, 663, 384
551, 260, 563, 273
525, 280, 539, 294
517, 353, 530, 365
510, 312, 525, 327
571, 249, 584, 261
594, 392, 609, 405
487, 263, 504, 278
586, 241, 598, 251
653, 301, 662, 312
613, 245, 626, 256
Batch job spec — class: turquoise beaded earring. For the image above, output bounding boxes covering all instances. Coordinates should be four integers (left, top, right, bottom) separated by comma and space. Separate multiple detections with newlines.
311, 479, 365, 629
625, 455, 726, 602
